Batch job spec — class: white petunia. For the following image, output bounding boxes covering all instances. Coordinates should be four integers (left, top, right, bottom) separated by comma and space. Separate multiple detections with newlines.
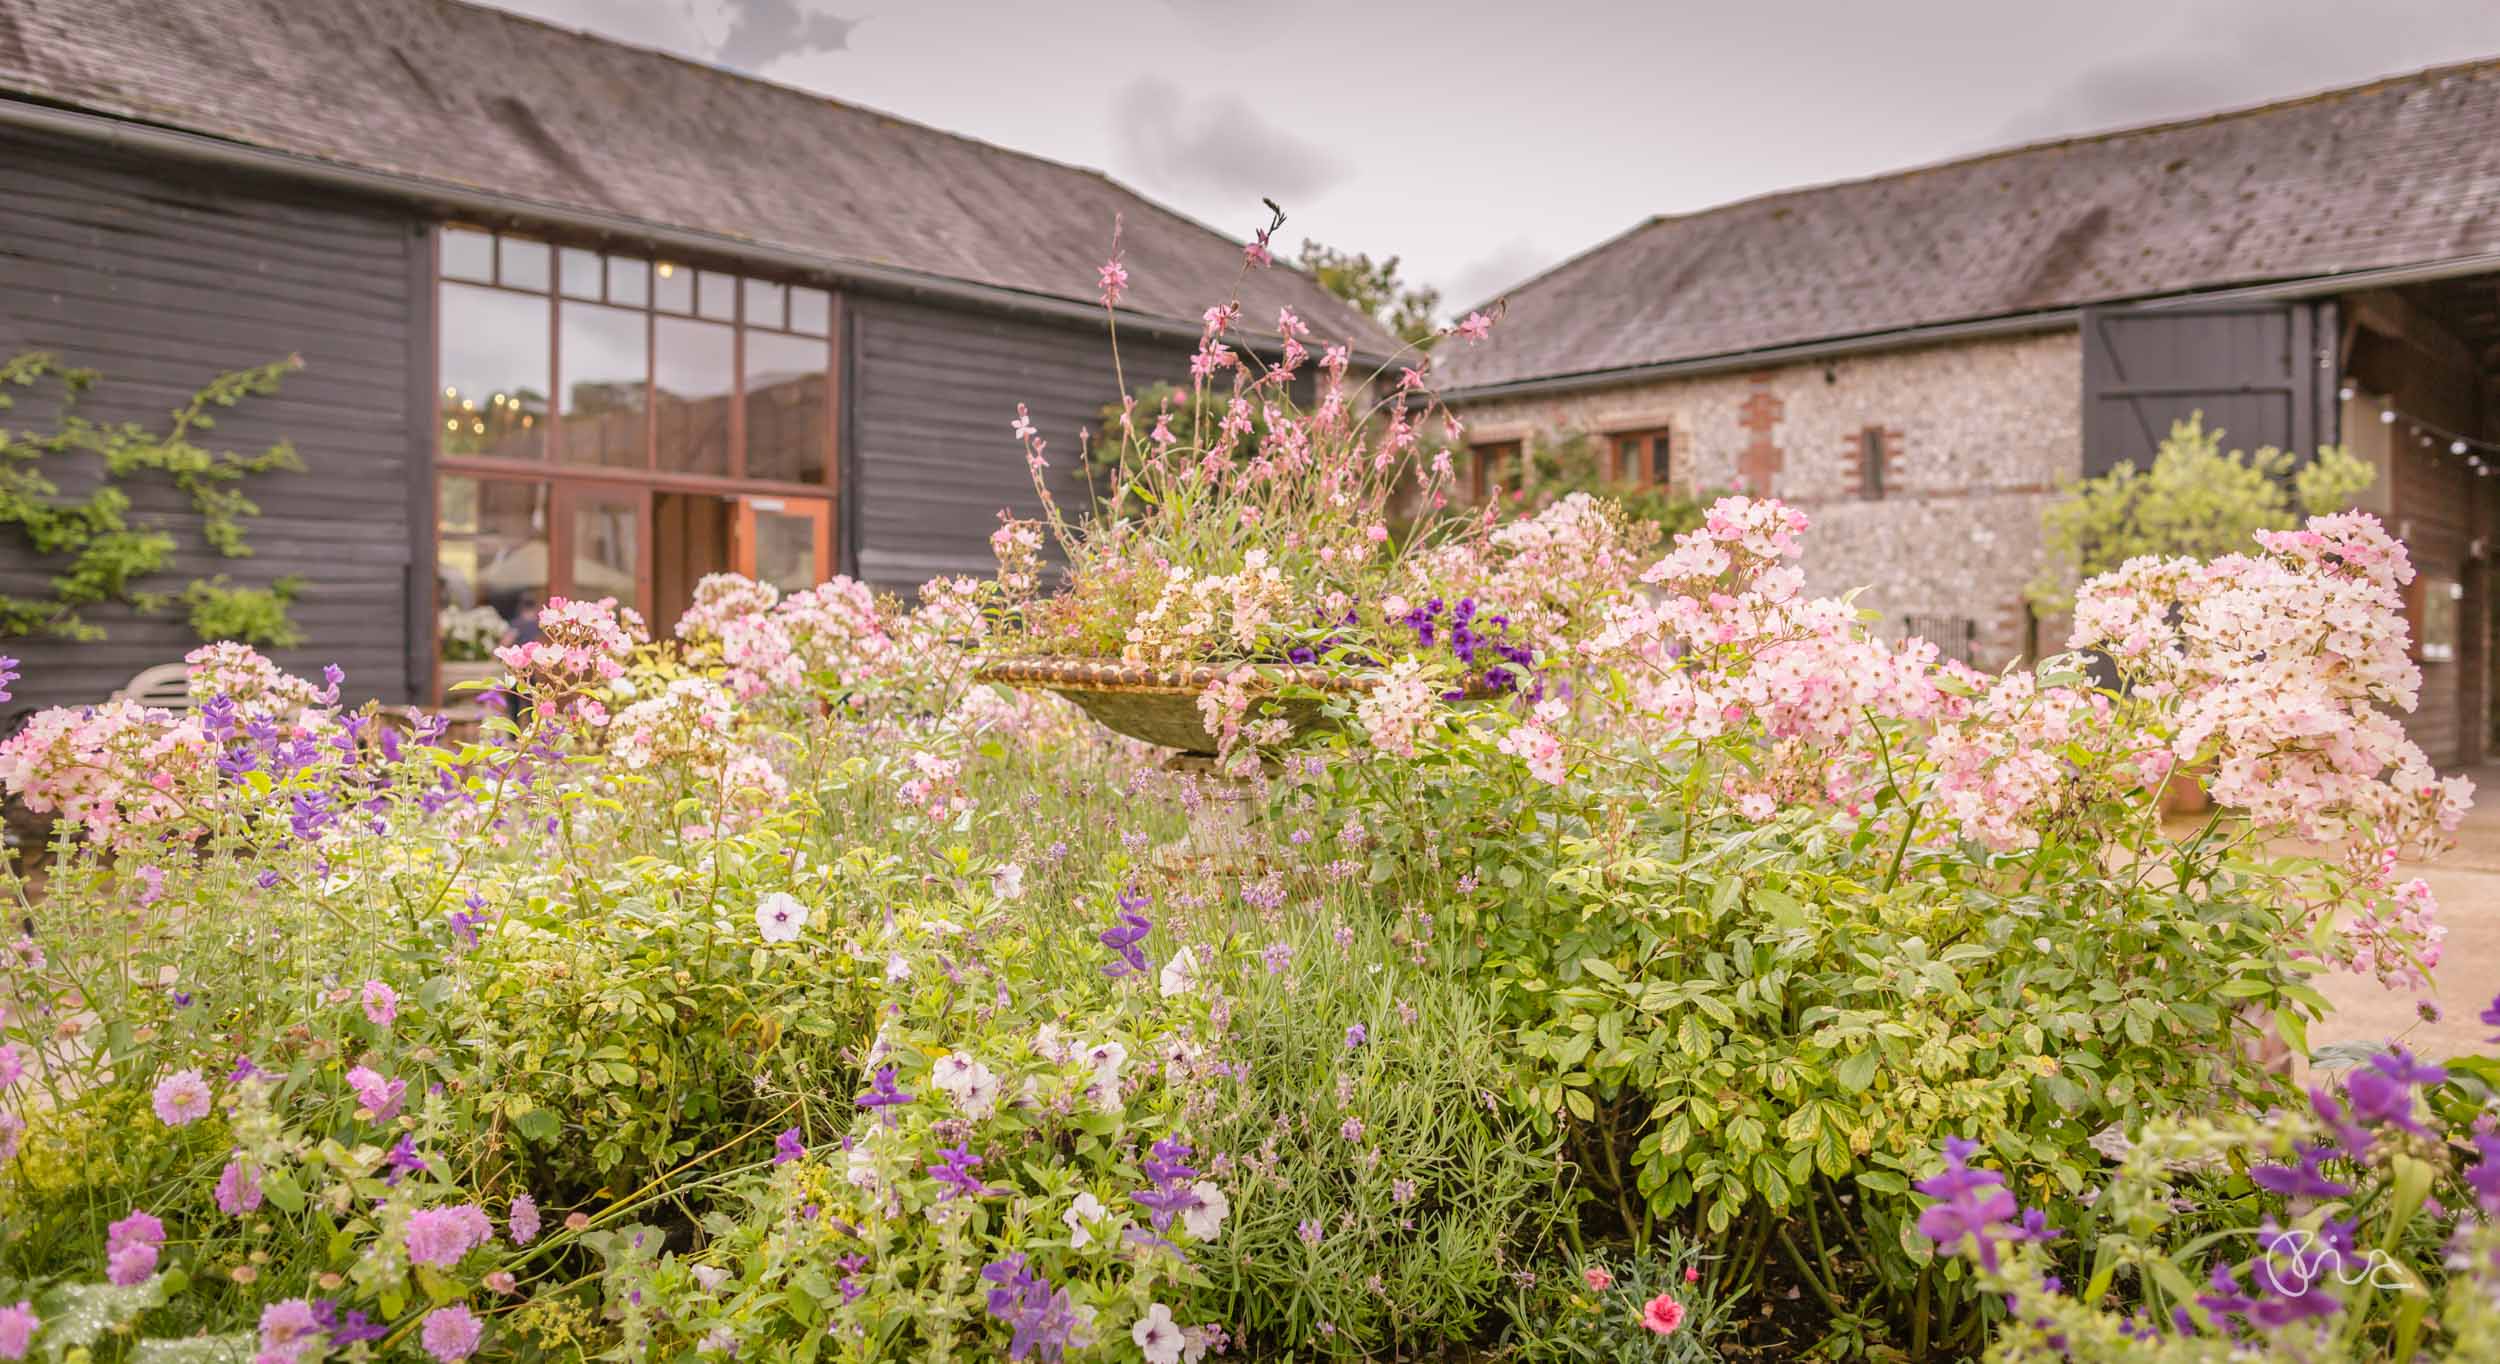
932, 1053, 1001, 1119
754, 892, 806, 944
1158, 944, 1198, 998
1063, 1190, 1115, 1249
1180, 1180, 1229, 1242
1132, 1303, 1183, 1364
990, 861, 1025, 901
885, 952, 911, 983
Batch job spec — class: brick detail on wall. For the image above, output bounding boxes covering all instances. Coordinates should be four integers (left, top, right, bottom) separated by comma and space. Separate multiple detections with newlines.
1736, 374, 1785, 495
1846, 426, 1907, 499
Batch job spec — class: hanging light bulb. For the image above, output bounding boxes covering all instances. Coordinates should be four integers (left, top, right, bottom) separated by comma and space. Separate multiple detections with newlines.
2454, 441, 2470, 455
2379, 408, 2397, 424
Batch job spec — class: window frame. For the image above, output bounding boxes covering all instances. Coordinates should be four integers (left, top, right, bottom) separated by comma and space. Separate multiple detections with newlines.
1605, 427, 1673, 488
1468, 440, 1524, 503
430, 224, 846, 701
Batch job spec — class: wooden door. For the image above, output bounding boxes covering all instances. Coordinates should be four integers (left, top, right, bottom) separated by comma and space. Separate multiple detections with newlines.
552, 483, 652, 619
732, 495, 835, 594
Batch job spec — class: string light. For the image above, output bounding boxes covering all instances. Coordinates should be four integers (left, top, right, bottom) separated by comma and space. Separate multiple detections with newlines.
2347, 389, 2500, 466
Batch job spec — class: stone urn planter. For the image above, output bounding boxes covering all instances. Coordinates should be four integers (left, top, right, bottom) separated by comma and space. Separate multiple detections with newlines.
975, 656, 1374, 875
973, 656, 1372, 756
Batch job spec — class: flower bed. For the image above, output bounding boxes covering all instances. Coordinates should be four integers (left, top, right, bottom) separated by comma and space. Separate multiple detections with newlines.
0, 245, 2494, 1363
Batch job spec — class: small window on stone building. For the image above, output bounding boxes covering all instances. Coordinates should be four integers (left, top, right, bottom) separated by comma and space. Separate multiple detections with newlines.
1608, 429, 1671, 487
1859, 427, 1887, 500
1469, 441, 1522, 503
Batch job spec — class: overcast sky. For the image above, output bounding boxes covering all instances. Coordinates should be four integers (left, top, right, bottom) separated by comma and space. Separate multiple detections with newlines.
477, 0, 2500, 310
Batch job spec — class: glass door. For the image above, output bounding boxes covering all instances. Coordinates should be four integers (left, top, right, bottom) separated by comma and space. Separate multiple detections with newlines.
553, 483, 651, 619
733, 495, 834, 595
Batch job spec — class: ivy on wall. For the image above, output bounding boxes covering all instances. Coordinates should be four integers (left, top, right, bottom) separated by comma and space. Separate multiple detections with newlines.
0, 351, 307, 644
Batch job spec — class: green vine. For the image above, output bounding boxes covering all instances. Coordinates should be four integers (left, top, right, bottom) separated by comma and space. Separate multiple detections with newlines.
0, 351, 307, 641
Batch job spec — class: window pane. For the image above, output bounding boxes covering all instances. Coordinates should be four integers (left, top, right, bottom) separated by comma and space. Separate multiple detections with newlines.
609, 257, 650, 307
698, 270, 739, 322
560, 247, 602, 299
751, 504, 824, 594
499, 237, 551, 291
743, 330, 828, 483
441, 227, 494, 282
654, 316, 734, 475
438, 282, 548, 459
437, 475, 548, 650
743, 279, 787, 331
789, 287, 830, 336
559, 302, 648, 468
652, 261, 692, 313
569, 495, 641, 605
1649, 434, 1671, 486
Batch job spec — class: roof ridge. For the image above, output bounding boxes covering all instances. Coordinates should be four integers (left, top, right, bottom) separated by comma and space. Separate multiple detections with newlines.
1637, 52, 2500, 231
432, 0, 1127, 185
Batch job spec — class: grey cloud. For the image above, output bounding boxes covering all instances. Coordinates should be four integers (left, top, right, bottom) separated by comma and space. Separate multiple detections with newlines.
1443, 238, 1562, 311
1109, 77, 1347, 209
714, 0, 860, 72
1996, 0, 2500, 144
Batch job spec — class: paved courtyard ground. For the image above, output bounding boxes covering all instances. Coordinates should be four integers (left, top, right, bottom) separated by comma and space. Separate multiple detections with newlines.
2311, 763, 2500, 1059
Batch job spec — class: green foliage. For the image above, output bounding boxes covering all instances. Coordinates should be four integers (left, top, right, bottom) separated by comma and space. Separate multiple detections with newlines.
1501, 1236, 1729, 1363
1295, 240, 1442, 349
1525, 428, 1719, 540
182, 576, 306, 649
2029, 412, 2375, 611
0, 351, 306, 641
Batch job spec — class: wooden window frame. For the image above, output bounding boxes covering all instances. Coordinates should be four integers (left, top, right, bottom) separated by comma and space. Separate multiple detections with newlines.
1606, 427, 1673, 488
1468, 440, 1523, 503
429, 225, 847, 700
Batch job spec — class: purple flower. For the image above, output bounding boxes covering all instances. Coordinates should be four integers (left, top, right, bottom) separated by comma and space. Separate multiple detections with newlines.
856, 1066, 915, 1110
774, 1127, 806, 1166
929, 1144, 996, 1201
214, 1160, 263, 1215
346, 1065, 406, 1122
0, 656, 18, 705
1913, 1138, 2027, 1272
981, 1254, 1081, 1361
311, 1300, 388, 1346
1297, 1218, 1324, 1247
419, 1304, 482, 1362
2344, 1065, 2427, 1138
2366, 1047, 2448, 1088
2465, 1132, 2500, 1215
361, 979, 399, 1028
384, 1133, 428, 1185
151, 1068, 212, 1126
1099, 891, 1155, 979
2251, 1144, 2352, 1201
2481, 991, 2500, 1043
508, 1192, 541, 1245
1344, 1023, 1367, 1049
403, 1204, 493, 1268
105, 1208, 163, 1286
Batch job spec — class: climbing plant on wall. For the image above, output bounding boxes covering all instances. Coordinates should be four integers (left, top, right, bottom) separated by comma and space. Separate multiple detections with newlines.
0, 351, 307, 644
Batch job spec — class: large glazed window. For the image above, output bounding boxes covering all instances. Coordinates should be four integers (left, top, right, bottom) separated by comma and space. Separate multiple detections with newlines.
437, 474, 549, 626
437, 284, 549, 461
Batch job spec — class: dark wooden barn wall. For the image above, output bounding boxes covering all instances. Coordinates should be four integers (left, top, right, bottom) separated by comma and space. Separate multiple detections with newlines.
0, 131, 424, 714
848, 295, 1181, 590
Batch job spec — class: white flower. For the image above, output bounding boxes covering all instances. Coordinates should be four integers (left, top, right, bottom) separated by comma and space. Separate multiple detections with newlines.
1083, 1040, 1129, 1113
1063, 1190, 1115, 1249
1034, 1023, 1076, 1063
754, 892, 806, 944
1180, 1180, 1229, 1242
845, 1143, 881, 1191
689, 1264, 731, 1293
990, 861, 1025, 901
1132, 1303, 1183, 1364
1158, 944, 1198, 998
932, 1053, 1001, 1119
885, 952, 911, 983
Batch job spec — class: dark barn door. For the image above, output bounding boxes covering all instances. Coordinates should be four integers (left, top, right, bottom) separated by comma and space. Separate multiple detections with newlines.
2081, 301, 2340, 475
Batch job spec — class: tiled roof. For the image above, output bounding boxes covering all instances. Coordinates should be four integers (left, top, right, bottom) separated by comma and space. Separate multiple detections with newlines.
0, 0, 1393, 348
1442, 59, 2500, 391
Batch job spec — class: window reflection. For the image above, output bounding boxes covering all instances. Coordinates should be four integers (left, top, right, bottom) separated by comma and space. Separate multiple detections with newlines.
698, 270, 738, 322
437, 475, 549, 632
790, 287, 830, 336
743, 330, 827, 483
608, 257, 649, 308
654, 317, 734, 475
559, 247, 602, 300
438, 282, 548, 459
441, 227, 494, 283
559, 302, 648, 468
569, 494, 641, 604
652, 261, 692, 313
499, 237, 551, 292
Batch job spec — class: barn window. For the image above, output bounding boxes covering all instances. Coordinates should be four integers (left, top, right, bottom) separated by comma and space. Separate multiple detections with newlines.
1608, 428, 1672, 487
1469, 441, 1523, 502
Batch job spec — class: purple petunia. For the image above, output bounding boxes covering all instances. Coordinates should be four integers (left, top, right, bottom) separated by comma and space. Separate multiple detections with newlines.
774, 1127, 806, 1166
